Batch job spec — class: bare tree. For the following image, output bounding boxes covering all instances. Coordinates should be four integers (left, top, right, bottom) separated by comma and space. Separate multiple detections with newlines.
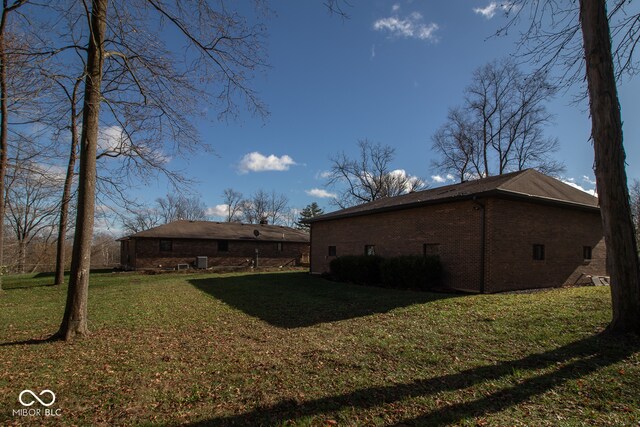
49, 0, 269, 340
156, 194, 207, 223
432, 59, 564, 181
4, 161, 61, 273
56, 0, 108, 340
241, 189, 290, 225
222, 188, 244, 222
121, 209, 162, 234
580, 0, 640, 334
0, 0, 38, 289
326, 139, 424, 208
49, 73, 83, 286
498, 0, 640, 333
431, 108, 480, 182
90, 232, 119, 267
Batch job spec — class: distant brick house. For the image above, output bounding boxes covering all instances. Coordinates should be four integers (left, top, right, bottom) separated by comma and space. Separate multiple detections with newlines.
119, 220, 310, 270
307, 169, 606, 293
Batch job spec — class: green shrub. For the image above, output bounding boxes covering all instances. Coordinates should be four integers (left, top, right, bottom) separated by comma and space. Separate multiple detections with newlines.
380, 255, 442, 290
329, 255, 383, 285
329, 254, 442, 290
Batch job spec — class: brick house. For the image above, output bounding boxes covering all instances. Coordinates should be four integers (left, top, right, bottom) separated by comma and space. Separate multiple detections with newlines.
119, 220, 310, 270
307, 169, 606, 293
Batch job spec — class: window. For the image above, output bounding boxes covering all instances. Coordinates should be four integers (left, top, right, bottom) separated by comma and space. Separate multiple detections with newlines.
217, 240, 229, 252
364, 245, 376, 256
423, 243, 440, 257
532, 244, 545, 261
277, 242, 283, 252
159, 239, 172, 252
328, 246, 337, 256
583, 246, 592, 260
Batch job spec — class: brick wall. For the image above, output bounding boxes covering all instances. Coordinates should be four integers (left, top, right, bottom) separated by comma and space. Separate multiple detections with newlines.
124, 238, 309, 270
310, 200, 484, 292
310, 197, 606, 293
485, 198, 606, 292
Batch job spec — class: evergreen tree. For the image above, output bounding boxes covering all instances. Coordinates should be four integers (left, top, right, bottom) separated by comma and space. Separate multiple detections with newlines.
296, 202, 324, 231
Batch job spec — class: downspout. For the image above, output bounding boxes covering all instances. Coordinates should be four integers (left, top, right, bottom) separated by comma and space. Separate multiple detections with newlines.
472, 197, 486, 293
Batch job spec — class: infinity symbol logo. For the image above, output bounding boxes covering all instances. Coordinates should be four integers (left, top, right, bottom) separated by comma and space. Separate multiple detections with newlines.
18, 390, 56, 407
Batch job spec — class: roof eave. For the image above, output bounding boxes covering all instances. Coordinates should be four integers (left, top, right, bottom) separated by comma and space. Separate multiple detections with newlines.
307, 190, 599, 223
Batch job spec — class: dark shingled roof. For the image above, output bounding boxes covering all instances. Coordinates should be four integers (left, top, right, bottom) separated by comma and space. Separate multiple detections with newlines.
120, 220, 309, 242
308, 169, 599, 223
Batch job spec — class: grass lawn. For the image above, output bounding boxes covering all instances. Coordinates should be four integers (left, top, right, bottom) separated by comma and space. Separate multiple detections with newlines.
1, 271, 639, 426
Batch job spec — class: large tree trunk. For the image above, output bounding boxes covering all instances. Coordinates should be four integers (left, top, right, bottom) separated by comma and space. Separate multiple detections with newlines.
0, 6, 10, 291
56, 0, 107, 340
17, 238, 25, 273
54, 81, 81, 286
579, 0, 640, 334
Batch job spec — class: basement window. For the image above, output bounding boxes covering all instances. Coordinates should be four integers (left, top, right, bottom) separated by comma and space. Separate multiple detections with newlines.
159, 239, 172, 252
328, 246, 337, 256
364, 245, 376, 256
583, 246, 592, 261
532, 244, 545, 261
218, 240, 229, 252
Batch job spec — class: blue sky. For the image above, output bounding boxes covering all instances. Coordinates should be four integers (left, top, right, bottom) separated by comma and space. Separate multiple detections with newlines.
130, 1, 640, 222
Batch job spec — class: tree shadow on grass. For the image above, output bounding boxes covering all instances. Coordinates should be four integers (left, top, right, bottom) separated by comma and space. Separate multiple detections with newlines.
189, 272, 457, 329
32, 268, 114, 278
0, 336, 60, 347
184, 333, 640, 426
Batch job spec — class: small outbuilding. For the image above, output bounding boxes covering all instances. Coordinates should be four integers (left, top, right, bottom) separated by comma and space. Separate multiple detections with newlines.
307, 169, 607, 293
118, 220, 310, 270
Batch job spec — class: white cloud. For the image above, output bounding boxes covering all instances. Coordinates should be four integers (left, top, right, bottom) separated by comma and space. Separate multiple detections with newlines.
582, 175, 597, 186
473, 2, 516, 19
431, 174, 456, 184
373, 9, 439, 42
237, 152, 296, 174
316, 170, 333, 180
392, 3, 400, 12
206, 204, 229, 218
561, 179, 597, 196
306, 188, 337, 199
389, 169, 424, 192
370, 44, 376, 60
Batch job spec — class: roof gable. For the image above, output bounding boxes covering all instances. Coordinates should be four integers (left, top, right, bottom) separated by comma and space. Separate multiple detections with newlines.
308, 169, 599, 222
122, 220, 309, 242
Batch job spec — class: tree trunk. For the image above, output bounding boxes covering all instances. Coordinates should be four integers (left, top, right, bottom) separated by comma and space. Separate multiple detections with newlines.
54, 81, 81, 286
17, 239, 25, 273
56, 0, 107, 341
0, 6, 10, 291
579, 0, 640, 334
